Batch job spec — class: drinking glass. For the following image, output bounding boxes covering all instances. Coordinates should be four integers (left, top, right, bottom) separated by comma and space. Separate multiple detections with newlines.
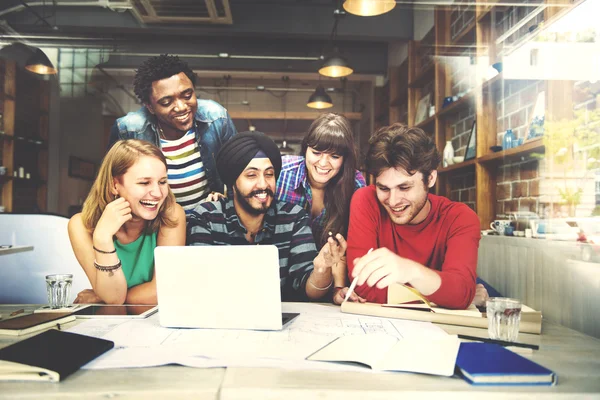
486, 297, 522, 342
45, 274, 73, 309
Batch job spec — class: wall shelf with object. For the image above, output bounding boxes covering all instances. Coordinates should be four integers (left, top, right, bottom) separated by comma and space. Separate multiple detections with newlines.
438, 159, 476, 175
0, 245, 34, 256
437, 93, 474, 119
478, 137, 545, 165
0, 59, 49, 213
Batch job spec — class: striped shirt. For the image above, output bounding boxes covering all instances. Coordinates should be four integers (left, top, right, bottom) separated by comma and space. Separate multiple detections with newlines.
160, 129, 209, 213
276, 155, 367, 239
186, 198, 317, 301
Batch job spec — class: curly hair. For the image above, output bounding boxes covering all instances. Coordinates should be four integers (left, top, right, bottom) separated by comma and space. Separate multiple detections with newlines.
366, 123, 441, 185
133, 54, 197, 104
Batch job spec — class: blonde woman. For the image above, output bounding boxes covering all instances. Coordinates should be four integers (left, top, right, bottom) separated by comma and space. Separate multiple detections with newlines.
68, 139, 185, 305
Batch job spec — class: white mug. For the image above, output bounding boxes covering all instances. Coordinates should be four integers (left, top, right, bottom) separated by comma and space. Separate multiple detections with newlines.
490, 220, 511, 234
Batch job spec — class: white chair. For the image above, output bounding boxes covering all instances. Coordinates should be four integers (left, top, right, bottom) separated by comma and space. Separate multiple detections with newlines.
0, 213, 90, 304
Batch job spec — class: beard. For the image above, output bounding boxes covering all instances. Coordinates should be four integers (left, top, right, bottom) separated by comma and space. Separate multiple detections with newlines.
233, 185, 274, 216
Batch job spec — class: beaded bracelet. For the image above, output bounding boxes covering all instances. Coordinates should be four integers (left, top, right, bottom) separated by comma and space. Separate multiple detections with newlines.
93, 259, 122, 277
93, 245, 116, 254
308, 278, 333, 291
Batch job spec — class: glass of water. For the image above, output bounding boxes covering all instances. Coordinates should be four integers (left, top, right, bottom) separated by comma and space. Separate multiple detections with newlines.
45, 274, 73, 309
486, 297, 522, 342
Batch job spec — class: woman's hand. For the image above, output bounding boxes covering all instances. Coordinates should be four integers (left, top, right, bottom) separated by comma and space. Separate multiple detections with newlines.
94, 197, 132, 243
333, 287, 366, 305
314, 233, 346, 273
204, 192, 226, 202
74, 289, 105, 304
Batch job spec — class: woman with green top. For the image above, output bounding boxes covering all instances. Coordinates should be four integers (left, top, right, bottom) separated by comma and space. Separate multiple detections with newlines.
68, 139, 186, 305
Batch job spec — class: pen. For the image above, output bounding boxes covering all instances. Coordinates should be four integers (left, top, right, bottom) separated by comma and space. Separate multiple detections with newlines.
457, 334, 539, 350
9, 308, 25, 317
344, 248, 373, 303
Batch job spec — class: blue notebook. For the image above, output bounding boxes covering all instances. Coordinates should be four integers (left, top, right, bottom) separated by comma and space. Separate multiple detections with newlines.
456, 342, 556, 386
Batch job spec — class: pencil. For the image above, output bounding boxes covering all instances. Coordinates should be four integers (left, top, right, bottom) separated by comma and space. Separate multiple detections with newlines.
344, 248, 373, 302
458, 334, 539, 350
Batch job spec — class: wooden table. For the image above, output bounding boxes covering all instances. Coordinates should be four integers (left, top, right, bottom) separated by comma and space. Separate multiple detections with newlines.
1, 304, 599, 399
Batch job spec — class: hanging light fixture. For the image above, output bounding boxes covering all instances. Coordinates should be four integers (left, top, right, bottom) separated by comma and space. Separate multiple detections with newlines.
319, 9, 353, 78
319, 49, 353, 78
307, 85, 333, 109
25, 47, 57, 75
343, 0, 396, 17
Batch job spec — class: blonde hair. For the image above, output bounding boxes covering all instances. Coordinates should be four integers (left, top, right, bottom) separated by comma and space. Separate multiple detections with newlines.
81, 139, 177, 233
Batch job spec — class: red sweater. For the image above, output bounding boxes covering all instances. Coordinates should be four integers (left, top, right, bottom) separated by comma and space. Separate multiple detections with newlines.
347, 185, 481, 309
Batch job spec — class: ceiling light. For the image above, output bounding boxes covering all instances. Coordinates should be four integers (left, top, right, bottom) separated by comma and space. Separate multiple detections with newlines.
256, 85, 265, 91
25, 47, 57, 75
319, 52, 353, 78
343, 0, 396, 17
307, 85, 333, 109
218, 52, 229, 58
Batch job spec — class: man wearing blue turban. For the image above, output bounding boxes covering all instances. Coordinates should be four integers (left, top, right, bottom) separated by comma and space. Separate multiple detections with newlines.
186, 131, 344, 302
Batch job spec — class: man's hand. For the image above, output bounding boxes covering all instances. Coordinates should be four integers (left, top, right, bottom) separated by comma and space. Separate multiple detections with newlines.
74, 289, 105, 304
352, 247, 418, 289
472, 283, 489, 307
94, 197, 132, 242
333, 287, 366, 305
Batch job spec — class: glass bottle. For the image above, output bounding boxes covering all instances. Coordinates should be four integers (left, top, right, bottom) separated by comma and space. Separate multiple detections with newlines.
503, 129, 516, 150
443, 141, 455, 167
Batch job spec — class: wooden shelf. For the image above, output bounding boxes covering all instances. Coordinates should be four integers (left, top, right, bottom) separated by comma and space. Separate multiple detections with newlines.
12, 177, 46, 186
409, 62, 435, 88
438, 93, 474, 119
0, 245, 34, 256
0, 132, 47, 148
478, 137, 545, 164
451, 20, 476, 46
416, 115, 436, 130
229, 111, 362, 121
438, 158, 476, 174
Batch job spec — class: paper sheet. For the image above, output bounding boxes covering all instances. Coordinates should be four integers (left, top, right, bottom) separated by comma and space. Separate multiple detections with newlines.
70, 302, 448, 371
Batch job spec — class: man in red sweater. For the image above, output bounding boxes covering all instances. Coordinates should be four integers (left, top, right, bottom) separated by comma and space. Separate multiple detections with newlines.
347, 123, 485, 309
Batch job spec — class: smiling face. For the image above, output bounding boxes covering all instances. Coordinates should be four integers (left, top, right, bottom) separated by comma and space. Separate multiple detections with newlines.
233, 158, 276, 215
375, 167, 437, 225
113, 155, 169, 221
305, 146, 344, 189
145, 72, 197, 139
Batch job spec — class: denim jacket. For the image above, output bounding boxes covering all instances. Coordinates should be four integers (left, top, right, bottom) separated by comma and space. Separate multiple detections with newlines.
108, 99, 237, 193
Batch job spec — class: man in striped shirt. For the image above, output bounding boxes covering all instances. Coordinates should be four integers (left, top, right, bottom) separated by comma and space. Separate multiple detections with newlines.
187, 131, 344, 302
108, 55, 237, 213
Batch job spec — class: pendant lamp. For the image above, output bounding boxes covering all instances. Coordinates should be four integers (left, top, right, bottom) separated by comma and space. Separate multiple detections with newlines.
319, 51, 353, 78
307, 85, 333, 109
343, 0, 396, 17
25, 47, 57, 75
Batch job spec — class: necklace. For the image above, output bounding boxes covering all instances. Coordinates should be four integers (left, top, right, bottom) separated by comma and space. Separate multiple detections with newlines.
157, 121, 197, 141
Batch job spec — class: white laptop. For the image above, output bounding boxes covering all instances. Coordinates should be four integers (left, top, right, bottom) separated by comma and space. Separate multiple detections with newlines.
155, 245, 287, 331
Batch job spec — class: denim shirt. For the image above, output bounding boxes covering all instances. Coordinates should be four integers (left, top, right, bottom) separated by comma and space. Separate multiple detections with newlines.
108, 99, 237, 193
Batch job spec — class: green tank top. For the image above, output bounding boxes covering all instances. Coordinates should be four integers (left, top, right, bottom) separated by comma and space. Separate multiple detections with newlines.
114, 231, 157, 288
